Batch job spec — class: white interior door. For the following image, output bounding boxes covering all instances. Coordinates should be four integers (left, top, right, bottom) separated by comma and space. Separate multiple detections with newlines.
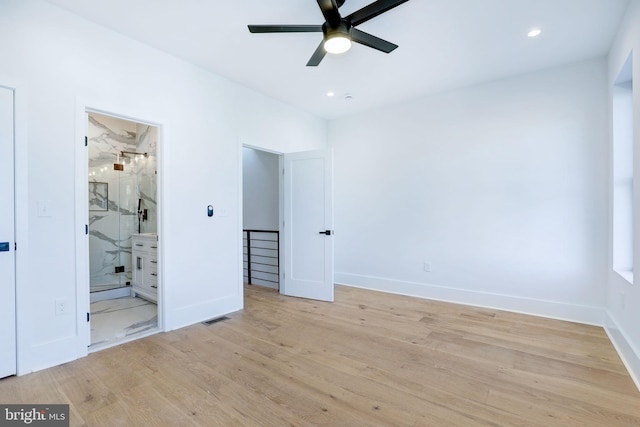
0, 86, 16, 378
282, 149, 334, 302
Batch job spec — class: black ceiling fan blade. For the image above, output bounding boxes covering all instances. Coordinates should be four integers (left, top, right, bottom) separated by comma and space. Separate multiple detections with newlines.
248, 25, 323, 33
306, 41, 327, 66
317, 0, 342, 27
346, 0, 410, 27
351, 28, 398, 53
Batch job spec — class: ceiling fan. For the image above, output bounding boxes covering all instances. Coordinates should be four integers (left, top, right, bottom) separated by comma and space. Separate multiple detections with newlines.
248, 0, 410, 66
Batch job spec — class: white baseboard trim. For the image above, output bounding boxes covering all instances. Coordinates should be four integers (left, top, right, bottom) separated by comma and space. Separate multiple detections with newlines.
165, 294, 243, 332
335, 272, 605, 326
604, 312, 640, 392
20, 336, 82, 375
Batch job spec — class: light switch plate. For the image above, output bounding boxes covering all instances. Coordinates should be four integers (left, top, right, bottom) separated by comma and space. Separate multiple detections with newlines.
38, 200, 52, 217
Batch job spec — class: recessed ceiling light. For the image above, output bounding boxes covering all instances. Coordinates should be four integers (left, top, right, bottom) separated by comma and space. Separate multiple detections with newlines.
528, 28, 542, 38
326, 91, 335, 97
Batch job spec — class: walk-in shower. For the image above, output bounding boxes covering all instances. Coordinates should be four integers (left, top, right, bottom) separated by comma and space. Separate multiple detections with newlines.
88, 112, 158, 295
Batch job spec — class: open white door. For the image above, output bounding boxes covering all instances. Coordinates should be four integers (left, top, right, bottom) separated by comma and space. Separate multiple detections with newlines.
0, 86, 16, 378
282, 149, 334, 302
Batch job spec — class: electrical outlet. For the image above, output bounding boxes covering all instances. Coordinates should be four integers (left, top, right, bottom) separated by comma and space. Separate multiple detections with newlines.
423, 262, 431, 272
55, 298, 68, 316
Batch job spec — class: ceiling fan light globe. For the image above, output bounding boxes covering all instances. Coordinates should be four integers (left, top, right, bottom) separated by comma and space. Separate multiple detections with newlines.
324, 36, 352, 54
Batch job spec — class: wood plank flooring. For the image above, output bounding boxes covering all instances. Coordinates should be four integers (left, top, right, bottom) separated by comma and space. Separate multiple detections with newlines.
1, 284, 640, 426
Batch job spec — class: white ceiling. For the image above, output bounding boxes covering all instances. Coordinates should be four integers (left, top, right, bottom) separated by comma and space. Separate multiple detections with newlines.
44, 0, 629, 120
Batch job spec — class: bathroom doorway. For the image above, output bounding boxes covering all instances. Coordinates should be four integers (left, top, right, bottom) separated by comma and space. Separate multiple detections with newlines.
87, 112, 160, 350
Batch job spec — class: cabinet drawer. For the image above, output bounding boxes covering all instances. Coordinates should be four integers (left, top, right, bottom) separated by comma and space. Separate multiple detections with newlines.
131, 234, 159, 303
145, 270, 158, 287
132, 239, 157, 252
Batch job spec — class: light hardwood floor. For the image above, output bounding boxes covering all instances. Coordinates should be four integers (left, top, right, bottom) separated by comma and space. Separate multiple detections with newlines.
2, 285, 640, 426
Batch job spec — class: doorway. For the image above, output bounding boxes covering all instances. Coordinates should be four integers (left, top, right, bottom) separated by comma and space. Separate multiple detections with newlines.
86, 111, 160, 350
0, 85, 16, 378
241, 144, 335, 302
242, 146, 282, 290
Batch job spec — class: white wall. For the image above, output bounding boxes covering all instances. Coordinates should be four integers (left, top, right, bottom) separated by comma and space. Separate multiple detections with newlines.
0, 0, 326, 374
329, 58, 609, 324
242, 147, 280, 231
606, 0, 640, 389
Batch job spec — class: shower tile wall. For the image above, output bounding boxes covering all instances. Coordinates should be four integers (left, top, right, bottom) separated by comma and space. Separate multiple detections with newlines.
136, 123, 158, 234
88, 113, 158, 289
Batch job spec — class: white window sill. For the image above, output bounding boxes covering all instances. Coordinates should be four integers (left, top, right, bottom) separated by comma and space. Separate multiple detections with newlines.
614, 269, 634, 285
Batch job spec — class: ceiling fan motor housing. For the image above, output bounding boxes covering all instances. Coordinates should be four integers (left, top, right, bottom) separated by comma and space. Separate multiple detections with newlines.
323, 20, 351, 38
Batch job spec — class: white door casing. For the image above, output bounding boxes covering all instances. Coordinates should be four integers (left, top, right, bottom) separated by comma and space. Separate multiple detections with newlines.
0, 86, 16, 378
282, 149, 334, 302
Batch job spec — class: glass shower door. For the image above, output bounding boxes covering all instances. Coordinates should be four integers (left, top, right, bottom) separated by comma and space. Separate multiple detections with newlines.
89, 153, 134, 292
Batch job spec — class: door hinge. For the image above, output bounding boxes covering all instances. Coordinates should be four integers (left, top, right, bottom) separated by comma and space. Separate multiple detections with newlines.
84, 136, 88, 147
85, 224, 89, 235
14, 242, 17, 251
87, 312, 90, 322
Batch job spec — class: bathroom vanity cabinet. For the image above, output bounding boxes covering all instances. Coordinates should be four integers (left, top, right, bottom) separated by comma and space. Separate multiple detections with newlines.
132, 234, 158, 303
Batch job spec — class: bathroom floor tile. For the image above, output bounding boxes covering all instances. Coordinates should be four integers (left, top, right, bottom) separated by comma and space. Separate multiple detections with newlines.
90, 296, 157, 349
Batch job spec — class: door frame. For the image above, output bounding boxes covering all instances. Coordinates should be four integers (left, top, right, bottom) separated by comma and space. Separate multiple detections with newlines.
239, 143, 334, 300
74, 97, 165, 355
1, 76, 28, 375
